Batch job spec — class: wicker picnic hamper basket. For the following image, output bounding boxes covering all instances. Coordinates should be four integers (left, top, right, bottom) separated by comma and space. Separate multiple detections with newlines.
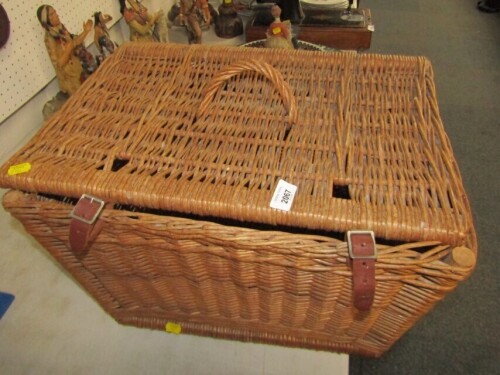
0, 43, 476, 357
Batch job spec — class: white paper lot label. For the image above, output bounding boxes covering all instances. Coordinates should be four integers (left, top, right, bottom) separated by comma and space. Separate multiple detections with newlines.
270, 179, 297, 211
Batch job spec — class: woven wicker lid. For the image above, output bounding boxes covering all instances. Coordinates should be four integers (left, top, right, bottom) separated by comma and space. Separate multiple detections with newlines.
0, 43, 475, 247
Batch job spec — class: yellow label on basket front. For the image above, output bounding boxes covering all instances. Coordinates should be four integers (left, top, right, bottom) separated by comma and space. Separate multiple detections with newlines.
165, 322, 182, 335
7, 162, 32, 176
272, 27, 282, 35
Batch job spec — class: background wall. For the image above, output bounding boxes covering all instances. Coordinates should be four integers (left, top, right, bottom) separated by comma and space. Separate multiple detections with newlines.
0, 0, 123, 123
0, 0, 177, 164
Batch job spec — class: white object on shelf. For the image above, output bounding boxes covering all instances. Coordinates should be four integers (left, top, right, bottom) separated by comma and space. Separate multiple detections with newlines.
301, 0, 357, 9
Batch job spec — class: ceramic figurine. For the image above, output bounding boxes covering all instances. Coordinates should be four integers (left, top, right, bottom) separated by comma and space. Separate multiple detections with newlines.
119, 0, 167, 42
215, 0, 243, 39
135, 0, 169, 42
36, 5, 94, 96
265, 5, 294, 50
94, 12, 118, 64
276, 0, 303, 49
73, 43, 98, 80
171, 0, 216, 44
42, 91, 69, 120
276, 0, 304, 24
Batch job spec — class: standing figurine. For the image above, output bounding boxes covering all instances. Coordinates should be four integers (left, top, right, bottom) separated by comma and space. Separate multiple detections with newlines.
215, 0, 243, 39
119, 0, 166, 42
276, 0, 303, 48
178, 0, 214, 44
276, 0, 304, 24
36, 5, 94, 96
265, 5, 294, 50
94, 12, 118, 64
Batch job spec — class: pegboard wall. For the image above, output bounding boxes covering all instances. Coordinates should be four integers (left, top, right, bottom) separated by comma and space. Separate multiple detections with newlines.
0, 0, 121, 123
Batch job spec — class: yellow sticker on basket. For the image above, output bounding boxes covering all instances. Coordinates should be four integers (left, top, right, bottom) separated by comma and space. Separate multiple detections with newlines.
272, 27, 282, 35
224, 0, 231, 3
165, 322, 182, 335
7, 162, 32, 176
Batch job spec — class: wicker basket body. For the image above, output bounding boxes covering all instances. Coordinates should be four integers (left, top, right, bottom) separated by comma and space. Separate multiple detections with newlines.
0, 43, 476, 357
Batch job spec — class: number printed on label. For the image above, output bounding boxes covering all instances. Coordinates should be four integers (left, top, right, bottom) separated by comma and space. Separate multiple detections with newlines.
270, 179, 297, 211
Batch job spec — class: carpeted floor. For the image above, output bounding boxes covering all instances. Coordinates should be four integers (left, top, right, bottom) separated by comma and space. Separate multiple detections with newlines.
349, 1, 500, 374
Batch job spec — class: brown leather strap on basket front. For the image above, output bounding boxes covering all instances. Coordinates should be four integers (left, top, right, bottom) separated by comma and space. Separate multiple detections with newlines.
69, 194, 105, 255
347, 231, 377, 311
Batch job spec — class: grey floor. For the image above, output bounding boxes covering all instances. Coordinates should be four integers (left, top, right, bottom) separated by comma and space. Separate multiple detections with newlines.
350, 1, 500, 374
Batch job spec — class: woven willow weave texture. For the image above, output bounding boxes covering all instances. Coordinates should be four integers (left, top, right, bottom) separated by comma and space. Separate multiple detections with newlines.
0, 43, 476, 356
0, 44, 474, 246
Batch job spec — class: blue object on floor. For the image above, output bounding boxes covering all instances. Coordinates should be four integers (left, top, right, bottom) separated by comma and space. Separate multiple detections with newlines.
0, 292, 15, 319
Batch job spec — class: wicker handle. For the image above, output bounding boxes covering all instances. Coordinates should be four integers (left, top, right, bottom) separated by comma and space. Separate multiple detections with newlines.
197, 60, 298, 125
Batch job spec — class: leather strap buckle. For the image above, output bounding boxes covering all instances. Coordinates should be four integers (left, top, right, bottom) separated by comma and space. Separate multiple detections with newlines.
70, 194, 105, 225
347, 230, 377, 259
69, 194, 106, 255
347, 230, 377, 311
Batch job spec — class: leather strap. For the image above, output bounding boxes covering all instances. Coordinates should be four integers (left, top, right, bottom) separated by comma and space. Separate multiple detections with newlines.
69, 195, 105, 255
347, 231, 377, 311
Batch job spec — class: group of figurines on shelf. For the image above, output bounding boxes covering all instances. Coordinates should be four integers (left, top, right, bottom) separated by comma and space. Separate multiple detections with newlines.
167, 0, 241, 44
165, 0, 304, 48
118, 0, 243, 44
37, 4, 118, 98
36, 1, 236, 99
164, 0, 302, 46
37, 1, 305, 102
